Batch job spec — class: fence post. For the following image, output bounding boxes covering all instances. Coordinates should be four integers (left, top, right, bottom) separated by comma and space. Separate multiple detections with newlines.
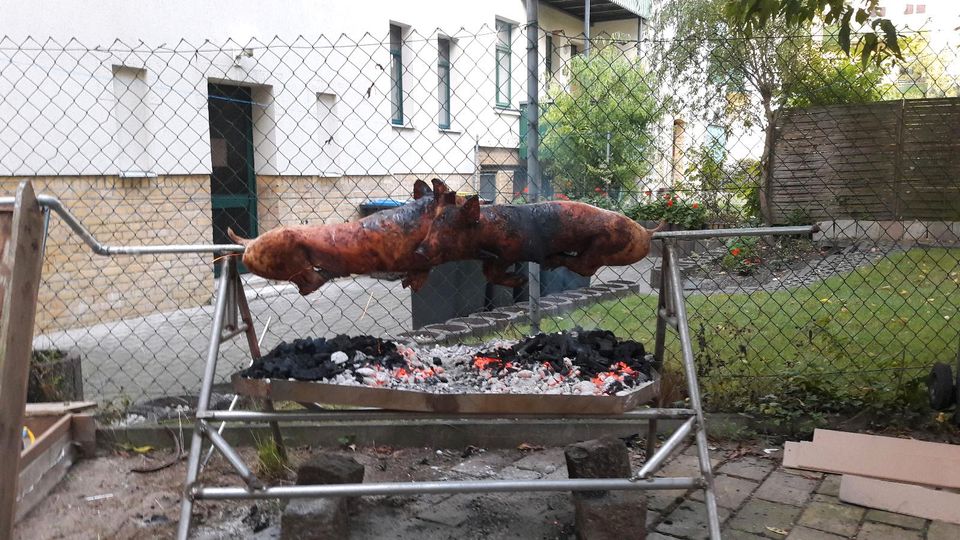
0, 181, 45, 538
526, 0, 542, 333
892, 99, 905, 221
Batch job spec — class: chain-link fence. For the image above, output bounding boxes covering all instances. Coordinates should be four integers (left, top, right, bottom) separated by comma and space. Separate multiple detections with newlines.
2, 21, 959, 417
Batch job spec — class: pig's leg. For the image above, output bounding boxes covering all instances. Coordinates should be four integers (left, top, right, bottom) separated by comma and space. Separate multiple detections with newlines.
292, 267, 330, 295
401, 271, 430, 291
483, 260, 527, 288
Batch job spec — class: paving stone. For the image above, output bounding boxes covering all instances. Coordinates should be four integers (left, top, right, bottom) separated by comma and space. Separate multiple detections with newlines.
573, 490, 646, 540
646, 533, 682, 540
815, 475, 841, 497
927, 520, 960, 540
864, 509, 926, 530
754, 470, 819, 506
449, 452, 514, 478
783, 468, 823, 480
647, 490, 688, 512
655, 500, 731, 540
647, 509, 660, 528
281, 497, 347, 540
414, 495, 471, 527
785, 525, 846, 540
657, 453, 715, 478
721, 528, 768, 539
726, 499, 802, 536
857, 521, 922, 540
690, 474, 759, 509
810, 494, 839, 504
495, 466, 542, 481
797, 501, 864, 537
512, 448, 563, 475
719, 457, 777, 482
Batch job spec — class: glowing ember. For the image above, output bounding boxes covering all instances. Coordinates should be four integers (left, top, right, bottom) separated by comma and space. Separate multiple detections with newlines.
474, 356, 503, 370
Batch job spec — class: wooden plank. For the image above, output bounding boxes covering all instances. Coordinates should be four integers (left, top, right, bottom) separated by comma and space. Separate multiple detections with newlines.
782, 430, 960, 488
0, 181, 46, 539
16, 441, 75, 523
24, 401, 97, 417
19, 414, 71, 469
71, 413, 96, 458
839, 475, 960, 525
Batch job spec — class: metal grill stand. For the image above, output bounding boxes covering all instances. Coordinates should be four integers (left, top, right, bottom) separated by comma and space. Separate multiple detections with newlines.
175, 241, 725, 540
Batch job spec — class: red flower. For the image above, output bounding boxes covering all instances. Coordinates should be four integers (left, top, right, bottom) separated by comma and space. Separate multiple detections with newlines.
595, 186, 603, 193
523, 186, 529, 194
666, 199, 674, 207
644, 190, 652, 196
556, 193, 570, 200
692, 203, 699, 209
731, 248, 741, 256
664, 193, 672, 200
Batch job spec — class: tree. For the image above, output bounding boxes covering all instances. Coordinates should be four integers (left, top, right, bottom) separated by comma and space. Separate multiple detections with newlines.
540, 40, 662, 198
724, 0, 901, 66
656, 0, 892, 223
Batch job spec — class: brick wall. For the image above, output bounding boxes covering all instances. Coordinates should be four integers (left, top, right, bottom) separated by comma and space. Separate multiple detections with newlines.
1, 175, 213, 334
5, 173, 477, 334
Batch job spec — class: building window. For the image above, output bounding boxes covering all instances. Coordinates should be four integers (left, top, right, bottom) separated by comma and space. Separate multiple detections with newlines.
570, 43, 579, 58
904, 4, 914, 15
545, 34, 553, 77
390, 24, 404, 125
495, 20, 512, 107
917, 4, 926, 14
705, 124, 727, 161
438, 37, 452, 129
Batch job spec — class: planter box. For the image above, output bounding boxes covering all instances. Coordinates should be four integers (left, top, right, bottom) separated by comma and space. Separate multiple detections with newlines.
28, 350, 83, 402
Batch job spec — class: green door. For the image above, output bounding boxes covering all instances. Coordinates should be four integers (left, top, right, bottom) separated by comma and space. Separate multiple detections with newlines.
208, 83, 258, 275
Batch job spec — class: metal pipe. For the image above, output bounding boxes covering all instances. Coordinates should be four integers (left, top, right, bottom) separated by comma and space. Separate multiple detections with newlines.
219, 324, 249, 342
193, 476, 704, 500
584, 0, 591, 56
201, 421, 263, 490
653, 225, 817, 240
665, 245, 722, 540
0, 194, 244, 255
635, 417, 695, 479
526, 0, 542, 333
197, 407, 698, 423
177, 259, 235, 540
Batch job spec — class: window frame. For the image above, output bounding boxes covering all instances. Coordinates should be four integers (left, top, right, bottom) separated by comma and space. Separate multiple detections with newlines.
495, 20, 512, 108
390, 24, 404, 126
438, 37, 452, 129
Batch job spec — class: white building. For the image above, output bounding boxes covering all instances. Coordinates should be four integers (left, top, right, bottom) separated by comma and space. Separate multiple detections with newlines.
0, 0, 652, 331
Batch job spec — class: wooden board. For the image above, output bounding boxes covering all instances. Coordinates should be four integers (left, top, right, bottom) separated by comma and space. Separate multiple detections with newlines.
0, 181, 46, 538
840, 475, 960, 525
783, 429, 960, 489
24, 401, 97, 417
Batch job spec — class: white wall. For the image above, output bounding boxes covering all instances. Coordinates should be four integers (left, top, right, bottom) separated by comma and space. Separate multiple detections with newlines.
0, 1, 645, 181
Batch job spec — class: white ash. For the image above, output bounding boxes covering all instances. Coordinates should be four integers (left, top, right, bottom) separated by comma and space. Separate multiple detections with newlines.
281, 338, 651, 397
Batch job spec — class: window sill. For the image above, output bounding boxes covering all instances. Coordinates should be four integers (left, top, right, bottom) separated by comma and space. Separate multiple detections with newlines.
391, 122, 416, 131
438, 127, 462, 134
494, 106, 521, 117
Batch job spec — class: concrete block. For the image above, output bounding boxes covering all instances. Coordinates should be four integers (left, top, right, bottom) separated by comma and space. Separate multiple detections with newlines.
281, 497, 347, 540
574, 490, 647, 540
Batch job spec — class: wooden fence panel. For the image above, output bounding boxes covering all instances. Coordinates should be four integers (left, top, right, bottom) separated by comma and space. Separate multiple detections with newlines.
770, 97, 960, 223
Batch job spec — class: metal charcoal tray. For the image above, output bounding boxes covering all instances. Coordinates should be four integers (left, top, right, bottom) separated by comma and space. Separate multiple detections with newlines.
231, 372, 659, 415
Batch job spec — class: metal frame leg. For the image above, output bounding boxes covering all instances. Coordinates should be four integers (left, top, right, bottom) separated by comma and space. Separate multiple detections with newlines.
647, 253, 671, 461
177, 257, 238, 540
232, 270, 287, 462
664, 244, 721, 539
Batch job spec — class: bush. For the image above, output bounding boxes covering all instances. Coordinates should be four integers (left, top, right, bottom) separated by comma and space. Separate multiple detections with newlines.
628, 192, 707, 229
720, 236, 762, 275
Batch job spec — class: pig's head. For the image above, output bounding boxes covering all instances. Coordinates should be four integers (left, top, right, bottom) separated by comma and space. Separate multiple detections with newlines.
414, 194, 482, 265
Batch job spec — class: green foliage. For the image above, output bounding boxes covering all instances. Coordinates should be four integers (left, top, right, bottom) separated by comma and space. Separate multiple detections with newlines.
628, 192, 707, 229
785, 47, 891, 108
720, 236, 762, 275
532, 247, 960, 422
540, 39, 662, 196
723, 0, 901, 66
255, 436, 287, 479
681, 145, 762, 225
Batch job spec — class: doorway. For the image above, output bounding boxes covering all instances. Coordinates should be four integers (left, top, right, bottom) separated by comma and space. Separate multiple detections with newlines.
208, 83, 258, 274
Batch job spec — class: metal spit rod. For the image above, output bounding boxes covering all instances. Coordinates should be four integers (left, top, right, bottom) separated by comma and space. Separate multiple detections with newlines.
0, 193, 819, 257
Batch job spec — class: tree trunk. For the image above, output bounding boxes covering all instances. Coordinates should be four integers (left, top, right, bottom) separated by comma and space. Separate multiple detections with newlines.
758, 104, 777, 226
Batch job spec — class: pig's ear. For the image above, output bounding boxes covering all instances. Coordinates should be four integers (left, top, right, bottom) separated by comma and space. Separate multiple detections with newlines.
460, 195, 481, 224
431, 178, 450, 196
413, 179, 431, 200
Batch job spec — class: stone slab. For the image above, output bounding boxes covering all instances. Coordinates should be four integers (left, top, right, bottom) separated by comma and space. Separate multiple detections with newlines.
754, 470, 819, 506
864, 509, 926, 530
655, 500, 731, 540
785, 525, 846, 540
719, 457, 776, 482
726, 499, 802, 536
690, 474, 759, 509
797, 500, 864, 537
856, 522, 922, 540
928, 520, 960, 540
281, 498, 347, 540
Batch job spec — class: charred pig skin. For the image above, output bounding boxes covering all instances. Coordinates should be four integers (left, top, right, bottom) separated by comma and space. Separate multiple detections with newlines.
414, 196, 663, 287
228, 179, 453, 295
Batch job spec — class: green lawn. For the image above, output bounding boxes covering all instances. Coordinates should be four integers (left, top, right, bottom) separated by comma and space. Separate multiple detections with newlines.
529, 248, 960, 411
